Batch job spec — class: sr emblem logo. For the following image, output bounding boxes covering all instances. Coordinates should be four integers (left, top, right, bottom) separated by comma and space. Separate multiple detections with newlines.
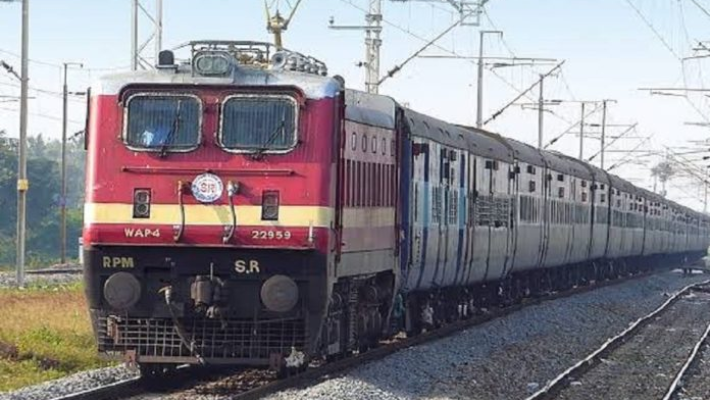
191, 173, 224, 203
235, 259, 261, 274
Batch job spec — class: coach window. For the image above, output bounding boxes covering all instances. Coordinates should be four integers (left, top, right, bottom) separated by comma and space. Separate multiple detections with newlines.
219, 94, 298, 153
125, 94, 201, 152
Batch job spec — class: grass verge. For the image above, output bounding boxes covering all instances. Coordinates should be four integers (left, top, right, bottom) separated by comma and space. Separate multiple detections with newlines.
0, 282, 111, 392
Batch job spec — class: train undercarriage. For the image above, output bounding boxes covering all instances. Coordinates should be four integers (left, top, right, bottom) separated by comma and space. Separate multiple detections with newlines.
85, 244, 705, 376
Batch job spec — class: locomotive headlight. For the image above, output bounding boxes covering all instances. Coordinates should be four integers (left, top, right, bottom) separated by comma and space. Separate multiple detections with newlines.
104, 272, 141, 310
261, 275, 299, 313
261, 191, 280, 221
194, 52, 233, 76
133, 189, 151, 219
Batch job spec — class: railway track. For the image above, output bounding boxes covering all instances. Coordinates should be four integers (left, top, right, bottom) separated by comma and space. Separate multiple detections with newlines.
25, 268, 82, 275
662, 288, 710, 400
46, 268, 684, 400
524, 279, 710, 400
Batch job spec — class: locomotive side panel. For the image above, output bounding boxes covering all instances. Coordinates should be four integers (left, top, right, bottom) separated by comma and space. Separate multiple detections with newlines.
338, 119, 397, 278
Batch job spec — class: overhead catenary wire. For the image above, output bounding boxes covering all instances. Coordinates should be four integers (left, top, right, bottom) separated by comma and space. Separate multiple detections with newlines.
543, 103, 602, 149
623, 0, 681, 60
587, 123, 638, 162
0, 47, 127, 73
689, 0, 710, 20
0, 105, 83, 125
624, 0, 710, 125
337, 0, 575, 128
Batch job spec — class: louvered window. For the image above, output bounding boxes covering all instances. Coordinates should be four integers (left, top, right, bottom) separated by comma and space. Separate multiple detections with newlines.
125, 95, 201, 151
220, 95, 297, 152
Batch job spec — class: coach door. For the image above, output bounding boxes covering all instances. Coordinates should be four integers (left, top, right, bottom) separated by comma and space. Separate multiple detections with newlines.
507, 160, 520, 276
460, 152, 478, 286
479, 158, 511, 282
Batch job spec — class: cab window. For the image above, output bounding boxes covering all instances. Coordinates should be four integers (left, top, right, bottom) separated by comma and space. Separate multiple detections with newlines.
219, 95, 298, 153
125, 95, 201, 151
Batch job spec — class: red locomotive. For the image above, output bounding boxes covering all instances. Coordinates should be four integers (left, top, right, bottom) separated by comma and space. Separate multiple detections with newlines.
83, 41, 397, 374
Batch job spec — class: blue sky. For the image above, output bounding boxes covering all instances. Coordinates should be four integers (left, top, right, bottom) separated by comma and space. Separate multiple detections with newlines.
0, 0, 709, 209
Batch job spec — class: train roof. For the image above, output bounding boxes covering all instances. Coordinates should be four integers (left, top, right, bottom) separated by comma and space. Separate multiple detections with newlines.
608, 173, 638, 195
543, 150, 593, 180
503, 138, 547, 169
94, 67, 342, 100
93, 41, 342, 100
345, 90, 396, 129
403, 108, 514, 162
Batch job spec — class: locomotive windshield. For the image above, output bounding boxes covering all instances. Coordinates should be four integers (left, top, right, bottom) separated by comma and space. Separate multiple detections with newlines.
125, 95, 201, 151
219, 95, 297, 152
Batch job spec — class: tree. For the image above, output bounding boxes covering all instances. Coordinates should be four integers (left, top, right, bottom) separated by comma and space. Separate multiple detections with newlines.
0, 131, 85, 266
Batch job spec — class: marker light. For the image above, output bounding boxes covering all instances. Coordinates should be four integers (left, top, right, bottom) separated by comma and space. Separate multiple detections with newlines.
133, 189, 151, 219
261, 191, 280, 221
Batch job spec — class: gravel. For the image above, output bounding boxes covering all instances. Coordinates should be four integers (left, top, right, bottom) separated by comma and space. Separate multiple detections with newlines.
0, 365, 138, 400
675, 336, 710, 400
554, 289, 710, 400
0, 270, 82, 288
2, 270, 705, 400
257, 270, 710, 400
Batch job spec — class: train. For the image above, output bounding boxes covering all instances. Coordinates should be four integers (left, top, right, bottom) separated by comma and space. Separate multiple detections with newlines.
82, 40, 710, 375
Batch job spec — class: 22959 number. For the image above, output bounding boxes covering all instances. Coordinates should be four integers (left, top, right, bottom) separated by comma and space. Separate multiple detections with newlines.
251, 230, 292, 240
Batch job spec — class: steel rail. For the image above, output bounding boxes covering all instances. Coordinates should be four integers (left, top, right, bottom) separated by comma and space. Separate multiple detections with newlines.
661, 314, 710, 400
49, 376, 143, 400
523, 279, 710, 400
25, 268, 82, 275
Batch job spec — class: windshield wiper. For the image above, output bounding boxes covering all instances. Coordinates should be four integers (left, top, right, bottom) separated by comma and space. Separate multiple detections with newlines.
159, 100, 182, 158
251, 117, 286, 160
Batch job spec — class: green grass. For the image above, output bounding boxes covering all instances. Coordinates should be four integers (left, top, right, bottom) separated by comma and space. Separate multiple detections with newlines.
0, 283, 112, 392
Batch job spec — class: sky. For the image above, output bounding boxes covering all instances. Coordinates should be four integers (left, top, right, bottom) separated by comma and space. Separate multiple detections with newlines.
0, 0, 709, 210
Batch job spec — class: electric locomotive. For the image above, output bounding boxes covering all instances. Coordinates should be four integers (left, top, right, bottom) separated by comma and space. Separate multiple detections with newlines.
82, 41, 383, 373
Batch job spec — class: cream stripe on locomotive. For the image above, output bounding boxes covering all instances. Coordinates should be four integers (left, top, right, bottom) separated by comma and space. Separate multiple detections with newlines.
84, 203, 333, 228
342, 207, 395, 227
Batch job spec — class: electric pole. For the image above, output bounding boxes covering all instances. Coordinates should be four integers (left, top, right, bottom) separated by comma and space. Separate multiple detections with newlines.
131, 0, 163, 70
579, 102, 585, 159
704, 166, 709, 213
17, 0, 29, 287
570, 100, 603, 160
601, 100, 607, 169
538, 74, 544, 149
365, 0, 382, 94
61, 62, 83, 264
330, 0, 382, 93
476, 30, 502, 129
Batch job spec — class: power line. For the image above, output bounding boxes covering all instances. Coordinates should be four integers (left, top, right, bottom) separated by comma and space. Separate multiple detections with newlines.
0, 47, 128, 73
689, 0, 710, 20
623, 0, 681, 60
0, 79, 85, 102
0, 105, 83, 124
